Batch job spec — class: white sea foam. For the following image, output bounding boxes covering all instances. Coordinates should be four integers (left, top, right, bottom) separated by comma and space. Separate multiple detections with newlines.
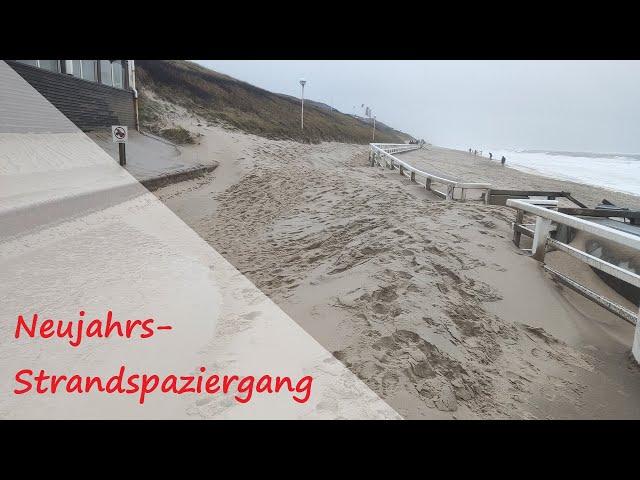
488, 149, 640, 197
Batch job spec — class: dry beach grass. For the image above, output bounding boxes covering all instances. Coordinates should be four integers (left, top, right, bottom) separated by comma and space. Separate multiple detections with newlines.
136, 60, 413, 145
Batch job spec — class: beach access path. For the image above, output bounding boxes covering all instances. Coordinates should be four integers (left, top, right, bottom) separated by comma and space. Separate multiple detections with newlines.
155, 123, 640, 419
88, 129, 216, 185
0, 130, 219, 240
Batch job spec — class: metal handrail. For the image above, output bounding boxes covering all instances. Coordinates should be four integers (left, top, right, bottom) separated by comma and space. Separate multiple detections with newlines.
507, 198, 640, 319
507, 199, 640, 367
370, 144, 491, 196
507, 199, 640, 252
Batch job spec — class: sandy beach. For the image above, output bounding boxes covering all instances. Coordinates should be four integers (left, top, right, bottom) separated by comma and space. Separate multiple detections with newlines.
404, 146, 640, 209
154, 121, 640, 419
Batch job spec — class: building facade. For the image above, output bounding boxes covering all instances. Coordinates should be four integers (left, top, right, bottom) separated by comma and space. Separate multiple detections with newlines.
6, 60, 138, 132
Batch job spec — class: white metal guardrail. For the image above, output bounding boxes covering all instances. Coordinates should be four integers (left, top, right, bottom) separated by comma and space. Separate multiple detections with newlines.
371, 143, 421, 155
507, 198, 640, 363
370, 143, 491, 201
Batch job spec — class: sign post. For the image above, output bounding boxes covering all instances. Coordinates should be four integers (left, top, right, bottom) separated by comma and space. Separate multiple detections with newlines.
111, 125, 128, 166
634, 307, 640, 365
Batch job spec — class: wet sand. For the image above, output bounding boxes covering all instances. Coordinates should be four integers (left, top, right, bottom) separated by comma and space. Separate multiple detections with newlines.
155, 125, 640, 419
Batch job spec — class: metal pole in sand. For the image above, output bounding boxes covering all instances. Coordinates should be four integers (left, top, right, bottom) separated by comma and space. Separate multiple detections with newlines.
372, 115, 376, 141
299, 79, 306, 130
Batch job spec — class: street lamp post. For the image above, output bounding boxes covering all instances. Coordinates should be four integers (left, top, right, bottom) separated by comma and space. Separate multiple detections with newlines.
299, 79, 306, 130
372, 115, 376, 141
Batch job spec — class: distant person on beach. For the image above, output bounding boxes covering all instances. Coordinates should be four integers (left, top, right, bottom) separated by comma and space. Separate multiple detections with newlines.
501, 155, 506, 165
489, 152, 493, 160
474, 150, 477, 156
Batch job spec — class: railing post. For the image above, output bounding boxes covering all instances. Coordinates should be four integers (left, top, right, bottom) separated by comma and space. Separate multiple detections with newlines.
484, 188, 491, 205
410, 171, 415, 182
532, 216, 552, 261
513, 209, 524, 247
425, 178, 432, 191
399, 165, 404, 176
446, 185, 454, 200
633, 307, 640, 365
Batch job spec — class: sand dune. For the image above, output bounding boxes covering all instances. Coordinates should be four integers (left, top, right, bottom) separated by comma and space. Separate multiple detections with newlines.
156, 123, 640, 419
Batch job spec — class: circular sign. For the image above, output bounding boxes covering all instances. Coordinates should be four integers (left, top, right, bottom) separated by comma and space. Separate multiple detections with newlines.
114, 127, 127, 140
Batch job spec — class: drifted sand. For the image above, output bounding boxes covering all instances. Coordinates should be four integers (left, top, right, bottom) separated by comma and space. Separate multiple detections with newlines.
155, 123, 640, 419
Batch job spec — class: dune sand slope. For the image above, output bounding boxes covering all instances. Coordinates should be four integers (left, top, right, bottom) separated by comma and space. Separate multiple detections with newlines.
156, 123, 640, 419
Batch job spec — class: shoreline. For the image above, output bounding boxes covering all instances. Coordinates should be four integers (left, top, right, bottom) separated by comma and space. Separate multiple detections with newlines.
503, 162, 640, 198
402, 146, 640, 210
448, 147, 640, 198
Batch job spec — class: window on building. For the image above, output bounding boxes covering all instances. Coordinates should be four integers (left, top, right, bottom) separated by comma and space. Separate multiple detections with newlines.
71, 60, 97, 81
71, 60, 82, 78
112, 61, 124, 89
100, 60, 112, 86
81, 60, 97, 81
15, 59, 126, 89
38, 60, 60, 72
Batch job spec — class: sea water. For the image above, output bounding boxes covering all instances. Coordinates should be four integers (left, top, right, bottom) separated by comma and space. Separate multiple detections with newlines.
486, 149, 640, 197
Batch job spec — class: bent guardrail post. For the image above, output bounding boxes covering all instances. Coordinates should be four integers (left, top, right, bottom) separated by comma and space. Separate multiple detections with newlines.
484, 188, 492, 205
532, 216, 553, 261
446, 185, 454, 200
513, 209, 524, 247
507, 198, 640, 364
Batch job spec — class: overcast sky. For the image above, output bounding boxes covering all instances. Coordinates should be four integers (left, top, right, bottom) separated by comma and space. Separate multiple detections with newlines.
195, 60, 640, 154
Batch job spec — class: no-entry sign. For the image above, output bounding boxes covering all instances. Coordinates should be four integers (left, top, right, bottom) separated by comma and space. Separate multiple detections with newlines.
112, 125, 128, 143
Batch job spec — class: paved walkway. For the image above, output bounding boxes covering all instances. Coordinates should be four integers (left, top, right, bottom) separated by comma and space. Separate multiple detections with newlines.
0, 128, 216, 218
88, 129, 211, 182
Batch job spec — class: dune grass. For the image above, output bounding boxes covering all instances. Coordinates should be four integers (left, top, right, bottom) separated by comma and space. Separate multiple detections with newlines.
136, 60, 414, 145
